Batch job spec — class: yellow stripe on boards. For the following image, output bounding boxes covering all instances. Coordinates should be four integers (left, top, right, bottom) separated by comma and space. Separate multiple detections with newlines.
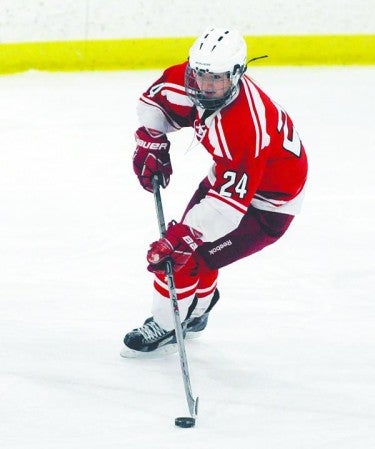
0, 35, 374, 74
246, 35, 375, 65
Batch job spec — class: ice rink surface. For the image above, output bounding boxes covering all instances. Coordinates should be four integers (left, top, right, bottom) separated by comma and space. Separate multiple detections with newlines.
0, 66, 374, 448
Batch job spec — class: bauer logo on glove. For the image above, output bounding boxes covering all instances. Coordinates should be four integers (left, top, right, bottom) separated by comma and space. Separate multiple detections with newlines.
133, 127, 172, 192
135, 137, 169, 151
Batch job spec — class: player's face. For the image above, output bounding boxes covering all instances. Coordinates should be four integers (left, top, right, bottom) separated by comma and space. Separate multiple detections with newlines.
194, 71, 231, 100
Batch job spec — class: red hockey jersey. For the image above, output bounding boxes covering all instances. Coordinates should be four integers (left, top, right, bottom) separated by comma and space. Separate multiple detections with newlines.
137, 62, 308, 242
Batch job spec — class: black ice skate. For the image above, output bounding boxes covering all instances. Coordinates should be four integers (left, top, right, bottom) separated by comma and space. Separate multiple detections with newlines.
120, 289, 220, 358
120, 317, 178, 358
185, 289, 220, 339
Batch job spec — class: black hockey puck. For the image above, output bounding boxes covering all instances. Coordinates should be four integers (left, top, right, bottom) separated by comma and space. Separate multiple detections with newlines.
174, 417, 196, 428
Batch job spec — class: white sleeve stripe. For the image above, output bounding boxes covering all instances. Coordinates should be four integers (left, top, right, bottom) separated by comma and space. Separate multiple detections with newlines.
139, 96, 182, 130
140, 95, 161, 108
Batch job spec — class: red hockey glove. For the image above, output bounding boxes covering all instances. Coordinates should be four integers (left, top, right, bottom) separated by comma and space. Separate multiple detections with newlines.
147, 222, 203, 274
133, 127, 172, 192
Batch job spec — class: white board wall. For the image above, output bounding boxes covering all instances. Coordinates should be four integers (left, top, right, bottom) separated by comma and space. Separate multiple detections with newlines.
0, 0, 374, 43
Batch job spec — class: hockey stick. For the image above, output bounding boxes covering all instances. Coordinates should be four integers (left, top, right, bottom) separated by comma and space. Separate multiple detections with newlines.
152, 176, 198, 427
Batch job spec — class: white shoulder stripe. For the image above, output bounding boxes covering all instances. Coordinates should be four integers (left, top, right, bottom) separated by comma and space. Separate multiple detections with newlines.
242, 79, 260, 157
160, 82, 186, 93
208, 113, 233, 160
216, 113, 232, 160
160, 89, 192, 107
242, 78, 270, 157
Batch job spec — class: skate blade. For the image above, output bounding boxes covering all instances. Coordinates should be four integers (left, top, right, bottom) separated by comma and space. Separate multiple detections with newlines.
120, 343, 178, 359
186, 330, 205, 340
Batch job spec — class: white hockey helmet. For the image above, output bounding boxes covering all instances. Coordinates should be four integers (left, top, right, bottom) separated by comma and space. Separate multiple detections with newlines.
185, 26, 247, 110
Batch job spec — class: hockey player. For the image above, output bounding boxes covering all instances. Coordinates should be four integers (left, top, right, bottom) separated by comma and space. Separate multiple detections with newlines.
121, 26, 308, 357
